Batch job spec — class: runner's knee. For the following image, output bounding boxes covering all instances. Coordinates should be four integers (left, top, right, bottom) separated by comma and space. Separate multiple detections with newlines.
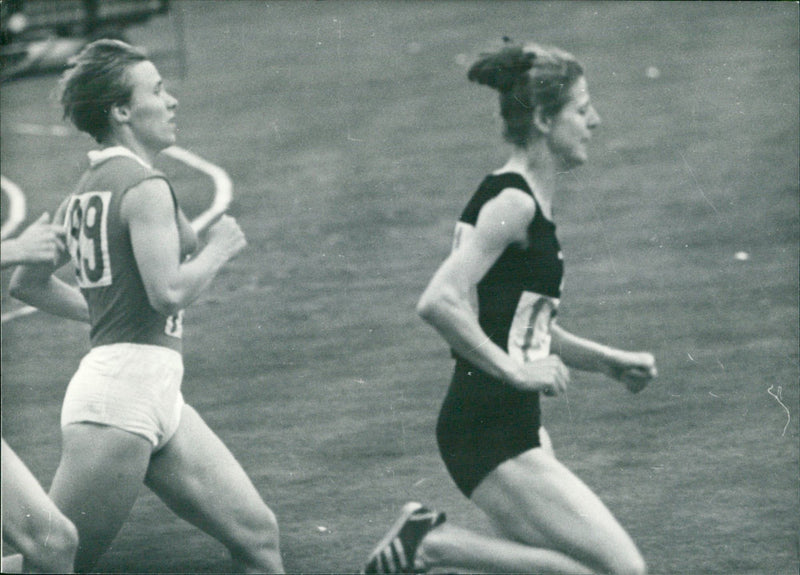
606, 550, 646, 575
228, 503, 281, 564
50, 517, 80, 567
19, 514, 78, 572
55, 515, 80, 554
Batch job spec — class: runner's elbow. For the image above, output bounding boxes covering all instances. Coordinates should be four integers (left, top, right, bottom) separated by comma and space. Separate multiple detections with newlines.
148, 289, 183, 316
417, 288, 457, 326
416, 290, 440, 322
8, 271, 35, 304
8, 278, 24, 301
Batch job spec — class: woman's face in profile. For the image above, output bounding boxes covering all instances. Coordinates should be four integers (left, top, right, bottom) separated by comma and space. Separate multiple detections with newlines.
123, 60, 179, 151
547, 76, 601, 169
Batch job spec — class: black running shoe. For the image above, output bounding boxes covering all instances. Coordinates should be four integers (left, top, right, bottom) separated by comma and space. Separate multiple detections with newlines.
362, 502, 446, 573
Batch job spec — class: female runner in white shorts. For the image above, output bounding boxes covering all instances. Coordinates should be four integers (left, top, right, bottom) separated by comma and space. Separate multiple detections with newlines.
10, 39, 284, 573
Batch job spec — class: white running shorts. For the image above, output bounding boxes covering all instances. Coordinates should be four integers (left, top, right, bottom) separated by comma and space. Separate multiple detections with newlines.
61, 343, 185, 451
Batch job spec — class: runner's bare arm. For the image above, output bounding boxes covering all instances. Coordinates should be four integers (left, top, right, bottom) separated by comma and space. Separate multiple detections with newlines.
124, 179, 245, 316
7, 205, 89, 322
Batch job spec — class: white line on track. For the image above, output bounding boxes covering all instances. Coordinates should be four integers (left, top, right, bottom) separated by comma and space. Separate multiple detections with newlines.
162, 146, 233, 234
0, 306, 37, 322
0, 175, 27, 240
2, 142, 232, 324
9, 123, 72, 137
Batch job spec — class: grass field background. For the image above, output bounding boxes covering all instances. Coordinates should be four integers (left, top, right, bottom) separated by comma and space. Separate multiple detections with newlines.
1, 1, 798, 573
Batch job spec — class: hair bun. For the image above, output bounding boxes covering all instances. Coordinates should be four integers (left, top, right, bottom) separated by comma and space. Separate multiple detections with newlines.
467, 42, 536, 93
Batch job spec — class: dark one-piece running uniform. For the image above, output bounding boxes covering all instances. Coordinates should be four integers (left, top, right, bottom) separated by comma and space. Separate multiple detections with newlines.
436, 172, 564, 497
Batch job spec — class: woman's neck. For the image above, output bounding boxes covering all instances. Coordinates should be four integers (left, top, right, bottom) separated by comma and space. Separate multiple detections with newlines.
104, 133, 158, 167
499, 144, 557, 219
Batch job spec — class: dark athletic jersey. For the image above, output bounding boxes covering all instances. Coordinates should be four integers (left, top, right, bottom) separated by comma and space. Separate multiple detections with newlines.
64, 147, 197, 353
455, 172, 564, 365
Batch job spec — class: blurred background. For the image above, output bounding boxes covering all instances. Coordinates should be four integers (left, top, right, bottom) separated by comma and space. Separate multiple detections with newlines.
2, 1, 798, 573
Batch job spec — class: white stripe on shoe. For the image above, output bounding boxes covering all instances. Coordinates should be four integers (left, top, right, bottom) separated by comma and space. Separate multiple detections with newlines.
392, 537, 409, 569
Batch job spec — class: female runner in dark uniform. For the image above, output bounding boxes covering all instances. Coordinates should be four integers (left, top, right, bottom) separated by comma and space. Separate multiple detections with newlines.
363, 39, 657, 574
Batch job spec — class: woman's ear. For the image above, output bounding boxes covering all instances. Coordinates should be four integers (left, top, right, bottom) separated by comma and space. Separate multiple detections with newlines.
110, 103, 130, 125
533, 105, 551, 134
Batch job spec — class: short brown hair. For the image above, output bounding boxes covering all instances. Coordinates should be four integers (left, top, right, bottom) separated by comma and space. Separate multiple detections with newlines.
58, 39, 148, 143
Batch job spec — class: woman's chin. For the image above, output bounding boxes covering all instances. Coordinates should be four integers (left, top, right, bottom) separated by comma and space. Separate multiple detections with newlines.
558, 155, 586, 170
156, 134, 177, 151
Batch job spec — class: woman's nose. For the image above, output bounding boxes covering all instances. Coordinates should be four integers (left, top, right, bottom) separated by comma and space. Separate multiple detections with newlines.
588, 106, 601, 128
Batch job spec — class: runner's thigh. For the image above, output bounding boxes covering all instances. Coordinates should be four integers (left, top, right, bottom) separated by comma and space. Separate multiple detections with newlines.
471, 448, 643, 574
49, 423, 152, 572
144, 404, 276, 547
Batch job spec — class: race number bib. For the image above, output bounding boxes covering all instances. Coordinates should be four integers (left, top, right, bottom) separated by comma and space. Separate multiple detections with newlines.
508, 291, 560, 363
65, 192, 113, 288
